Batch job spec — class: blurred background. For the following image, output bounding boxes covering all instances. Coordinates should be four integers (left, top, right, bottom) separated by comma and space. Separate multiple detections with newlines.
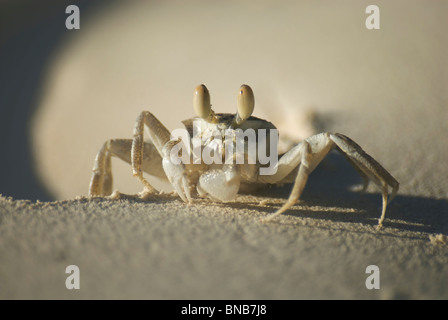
0, 0, 447, 201
0, 0, 108, 200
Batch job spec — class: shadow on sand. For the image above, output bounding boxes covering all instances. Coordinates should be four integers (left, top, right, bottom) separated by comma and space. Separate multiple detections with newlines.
249, 152, 448, 236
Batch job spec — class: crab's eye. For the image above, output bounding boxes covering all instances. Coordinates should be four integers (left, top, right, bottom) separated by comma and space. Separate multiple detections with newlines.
236, 84, 254, 124
193, 84, 211, 120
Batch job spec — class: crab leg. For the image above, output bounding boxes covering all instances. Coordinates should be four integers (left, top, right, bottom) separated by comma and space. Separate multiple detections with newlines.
132, 111, 171, 193
330, 133, 399, 227
89, 139, 166, 196
261, 132, 399, 228
260, 141, 312, 222
89, 139, 117, 196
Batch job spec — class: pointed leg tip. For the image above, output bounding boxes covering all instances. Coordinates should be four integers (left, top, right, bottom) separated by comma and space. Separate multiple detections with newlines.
260, 211, 282, 223
138, 188, 156, 201
107, 189, 122, 200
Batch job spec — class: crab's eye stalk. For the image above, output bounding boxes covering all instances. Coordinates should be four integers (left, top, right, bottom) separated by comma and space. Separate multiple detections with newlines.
193, 84, 212, 120
235, 84, 254, 125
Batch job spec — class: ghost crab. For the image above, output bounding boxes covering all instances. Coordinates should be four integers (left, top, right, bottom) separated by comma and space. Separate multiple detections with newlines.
89, 84, 399, 228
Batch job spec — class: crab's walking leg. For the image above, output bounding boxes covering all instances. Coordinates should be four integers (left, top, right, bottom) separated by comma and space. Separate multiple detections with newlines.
132, 111, 171, 193
260, 141, 312, 222
260, 133, 399, 227
89, 139, 166, 196
330, 133, 399, 228
89, 139, 117, 196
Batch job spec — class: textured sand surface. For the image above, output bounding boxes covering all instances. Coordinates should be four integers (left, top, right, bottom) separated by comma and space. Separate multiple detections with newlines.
1, 1, 448, 299
1, 190, 447, 299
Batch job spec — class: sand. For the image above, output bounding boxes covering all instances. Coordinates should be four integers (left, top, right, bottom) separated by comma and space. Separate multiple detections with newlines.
1, 1, 447, 299
1, 187, 447, 299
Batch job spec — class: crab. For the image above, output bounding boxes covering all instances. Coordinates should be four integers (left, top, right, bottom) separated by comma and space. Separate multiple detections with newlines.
89, 84, 399, 228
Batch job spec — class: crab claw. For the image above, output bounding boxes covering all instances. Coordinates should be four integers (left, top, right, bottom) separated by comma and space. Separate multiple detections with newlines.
197, 165, 240, 202
162, 139, 192, 203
